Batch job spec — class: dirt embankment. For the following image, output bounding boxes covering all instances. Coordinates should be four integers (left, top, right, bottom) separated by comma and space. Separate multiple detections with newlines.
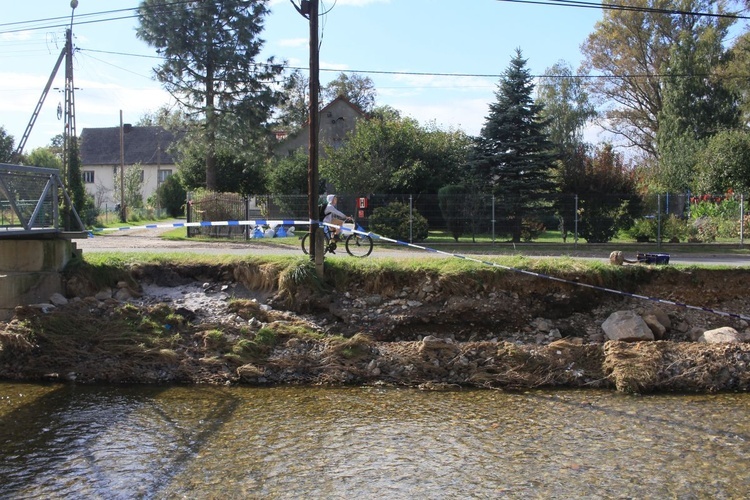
1, 261, 750, 393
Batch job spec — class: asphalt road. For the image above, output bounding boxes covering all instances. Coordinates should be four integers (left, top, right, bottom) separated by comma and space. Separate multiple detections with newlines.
73, 227, 750, 267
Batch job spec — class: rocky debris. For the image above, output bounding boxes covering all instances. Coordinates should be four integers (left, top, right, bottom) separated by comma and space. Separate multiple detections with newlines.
3, 262, 750, 392
16, 267, 750, 348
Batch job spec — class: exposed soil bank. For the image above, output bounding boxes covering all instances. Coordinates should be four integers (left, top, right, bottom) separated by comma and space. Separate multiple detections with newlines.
1, 261, 750, 393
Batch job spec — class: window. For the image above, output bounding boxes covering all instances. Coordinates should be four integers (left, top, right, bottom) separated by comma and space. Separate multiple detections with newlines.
82, 171, 95, 184
158, 169, 172, 183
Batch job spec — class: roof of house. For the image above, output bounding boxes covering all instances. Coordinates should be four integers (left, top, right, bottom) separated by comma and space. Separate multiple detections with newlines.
80, 126, 180, 166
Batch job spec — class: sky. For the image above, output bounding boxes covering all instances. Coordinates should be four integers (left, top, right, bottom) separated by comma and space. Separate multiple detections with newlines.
1, 0, 605, 154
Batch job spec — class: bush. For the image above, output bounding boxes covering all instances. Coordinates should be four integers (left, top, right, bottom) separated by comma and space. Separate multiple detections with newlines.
520, 217, 545, 242
438, 185, 467, 241
662, 214, 689, 242
78, 194, 100, 228
691, 217, 718, 242
626, 217, 657, 242
154, 174, 187, 218
369, 201, 429, 242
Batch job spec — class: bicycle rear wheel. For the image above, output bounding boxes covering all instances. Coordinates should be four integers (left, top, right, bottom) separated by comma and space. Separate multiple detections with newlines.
300, 232, 311, 255
302, 231, 334, 255
345, 234, 373, 257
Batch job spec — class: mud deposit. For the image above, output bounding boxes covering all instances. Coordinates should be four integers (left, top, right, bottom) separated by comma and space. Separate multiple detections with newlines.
2, 261, 750, 393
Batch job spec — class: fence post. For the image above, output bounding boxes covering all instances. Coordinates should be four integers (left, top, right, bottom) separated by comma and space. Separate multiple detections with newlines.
657, 193, 662, 249
741, 193, 745, 248
492, 195, 496, 245
409, 194, 413, 243
574, 194, 579, 247
244, 196, 250, 241
186, 191, 192, 238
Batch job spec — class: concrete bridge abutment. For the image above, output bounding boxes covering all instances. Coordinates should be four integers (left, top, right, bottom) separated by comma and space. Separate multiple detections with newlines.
0, 237, 78, 321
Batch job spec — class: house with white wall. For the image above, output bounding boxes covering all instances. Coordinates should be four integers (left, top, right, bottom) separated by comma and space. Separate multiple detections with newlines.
79, 126, 179, 211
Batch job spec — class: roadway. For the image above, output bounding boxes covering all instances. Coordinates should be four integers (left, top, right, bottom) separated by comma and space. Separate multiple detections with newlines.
74, 226, 750, 267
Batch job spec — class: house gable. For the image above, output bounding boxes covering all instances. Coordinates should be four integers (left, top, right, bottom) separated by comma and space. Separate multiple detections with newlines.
274, 96, 365, 157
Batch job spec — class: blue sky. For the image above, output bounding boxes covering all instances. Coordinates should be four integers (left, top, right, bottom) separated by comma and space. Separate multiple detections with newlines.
1, 0, 603, 153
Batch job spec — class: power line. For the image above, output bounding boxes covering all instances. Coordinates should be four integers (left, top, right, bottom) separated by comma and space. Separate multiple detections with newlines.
79, 47, 750, 81
0, 0, 248, 36
2, 0, 747, 37
497, 0, 750, 20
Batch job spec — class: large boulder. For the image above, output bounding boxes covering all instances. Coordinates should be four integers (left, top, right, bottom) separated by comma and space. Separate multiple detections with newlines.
602, 311, 655, 342
698, 327, 743, 344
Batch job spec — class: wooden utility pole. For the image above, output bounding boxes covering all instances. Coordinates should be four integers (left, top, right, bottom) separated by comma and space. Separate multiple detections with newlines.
119, 110, 126, 222
307, 0, 323, 275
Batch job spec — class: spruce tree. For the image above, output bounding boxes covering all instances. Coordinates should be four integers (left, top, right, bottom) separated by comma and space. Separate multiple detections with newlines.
472, 49, 555, 242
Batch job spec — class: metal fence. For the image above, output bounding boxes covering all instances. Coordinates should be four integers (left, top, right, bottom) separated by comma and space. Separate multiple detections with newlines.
185, 190, 748, 247
0, 163, 84, 235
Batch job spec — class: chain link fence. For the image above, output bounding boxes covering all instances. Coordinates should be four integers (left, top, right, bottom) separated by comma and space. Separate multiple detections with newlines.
185, 190, 748, 247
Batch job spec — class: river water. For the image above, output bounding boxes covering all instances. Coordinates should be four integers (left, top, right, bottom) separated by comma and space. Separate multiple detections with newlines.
1, 382, 749, 499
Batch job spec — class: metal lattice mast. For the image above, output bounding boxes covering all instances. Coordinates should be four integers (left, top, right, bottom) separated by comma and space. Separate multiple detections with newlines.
62, 1, 78, 183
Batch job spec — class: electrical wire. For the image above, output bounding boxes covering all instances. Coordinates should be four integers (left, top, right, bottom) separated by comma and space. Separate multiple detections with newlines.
77, 47, 750, 81
498, 0, 750, 20
4, 0, 750, 89
2, 0, 747, 36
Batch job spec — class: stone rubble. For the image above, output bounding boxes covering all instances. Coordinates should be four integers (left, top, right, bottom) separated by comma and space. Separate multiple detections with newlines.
37, 270, 750, 348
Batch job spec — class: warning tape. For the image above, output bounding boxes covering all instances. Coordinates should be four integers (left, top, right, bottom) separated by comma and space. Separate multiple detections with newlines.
91, 219, 750, 322
91, 219, 306, 233
329, 222, 750, 323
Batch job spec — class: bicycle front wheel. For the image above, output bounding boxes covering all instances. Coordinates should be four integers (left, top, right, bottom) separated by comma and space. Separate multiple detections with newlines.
345, 234, 373, 257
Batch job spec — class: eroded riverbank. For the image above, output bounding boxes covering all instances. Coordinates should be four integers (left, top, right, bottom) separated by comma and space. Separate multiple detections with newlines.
1, 258, 749, 393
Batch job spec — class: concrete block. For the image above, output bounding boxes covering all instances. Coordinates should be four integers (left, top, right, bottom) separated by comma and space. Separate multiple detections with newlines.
0, 238, 75, 272
0, 272, 64, 320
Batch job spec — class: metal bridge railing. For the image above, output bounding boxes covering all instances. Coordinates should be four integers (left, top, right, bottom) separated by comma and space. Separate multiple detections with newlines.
0, 163, 85, 236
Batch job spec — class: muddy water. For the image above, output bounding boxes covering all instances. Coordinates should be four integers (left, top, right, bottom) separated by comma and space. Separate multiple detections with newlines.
1, 383, 749, 499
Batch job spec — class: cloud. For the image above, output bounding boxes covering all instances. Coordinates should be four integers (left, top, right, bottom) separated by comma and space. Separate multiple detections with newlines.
378, 73, 496, 99
393, 97, 490, 137
278, 37, 308, 48
0, 31, 32, 42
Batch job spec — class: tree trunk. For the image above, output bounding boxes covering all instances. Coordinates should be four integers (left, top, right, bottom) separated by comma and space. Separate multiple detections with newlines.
204, 40, 217, 191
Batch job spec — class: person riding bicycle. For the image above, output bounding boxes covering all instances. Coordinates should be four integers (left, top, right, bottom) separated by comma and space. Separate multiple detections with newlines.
323, 194, 351, 242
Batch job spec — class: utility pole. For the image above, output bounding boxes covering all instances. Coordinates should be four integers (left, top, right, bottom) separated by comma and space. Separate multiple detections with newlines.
120, 110, 126, 222
308, 0, 321, 272
62, 0, 78, 230
292, 0, 322, 272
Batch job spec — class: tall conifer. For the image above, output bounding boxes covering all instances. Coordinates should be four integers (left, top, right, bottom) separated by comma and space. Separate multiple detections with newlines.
472, 49, 555, 242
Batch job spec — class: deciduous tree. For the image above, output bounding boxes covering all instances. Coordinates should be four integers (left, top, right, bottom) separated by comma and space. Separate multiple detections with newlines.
656, 9, 739, 192
581, 0, 736, 160
322, 73, 376, 113
695, 129, 750, 193
536, 61, 596, 154
0, 126, 14, 163
320, 108, 470, 196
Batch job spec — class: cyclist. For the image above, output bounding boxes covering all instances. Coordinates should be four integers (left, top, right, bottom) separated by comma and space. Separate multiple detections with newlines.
323, 194, 352, 243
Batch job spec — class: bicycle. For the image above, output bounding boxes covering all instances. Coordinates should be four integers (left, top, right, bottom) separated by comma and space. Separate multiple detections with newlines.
300, 220, 374, 258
